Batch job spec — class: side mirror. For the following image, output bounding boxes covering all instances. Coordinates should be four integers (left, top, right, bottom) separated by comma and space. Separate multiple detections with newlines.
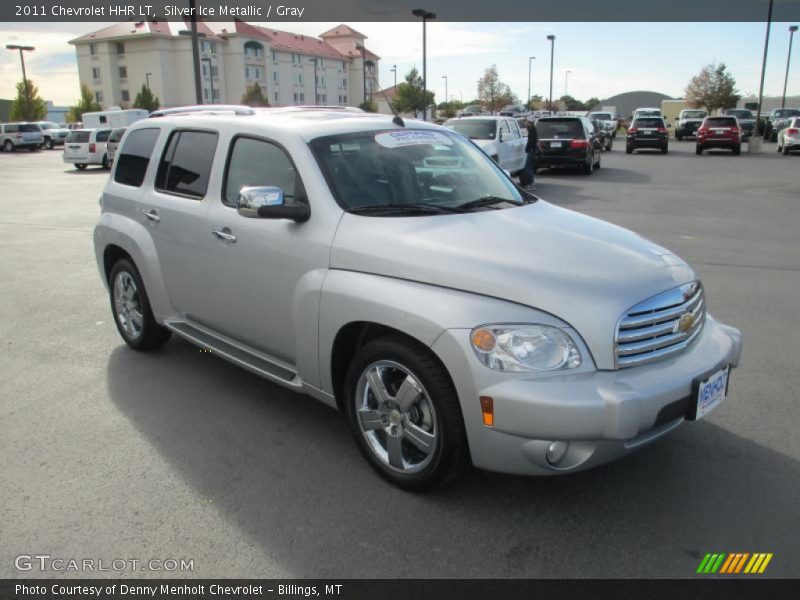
238, 186, 310, 223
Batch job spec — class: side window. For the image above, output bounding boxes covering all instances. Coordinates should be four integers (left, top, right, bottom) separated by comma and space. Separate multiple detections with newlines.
156, 130, 219, 199
6, 125, 18, 134
507, 119, 521, 139
96, 130, 111, 142
224, 137, 300, 207
114, 128, 160, 188
499, 120, 511, 139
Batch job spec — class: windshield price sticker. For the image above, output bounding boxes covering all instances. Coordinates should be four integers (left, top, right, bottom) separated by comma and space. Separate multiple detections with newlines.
375, 130, 453, 148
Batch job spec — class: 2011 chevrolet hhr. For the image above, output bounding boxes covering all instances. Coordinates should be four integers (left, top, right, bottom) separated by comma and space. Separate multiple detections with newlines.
94, 106, 742, 490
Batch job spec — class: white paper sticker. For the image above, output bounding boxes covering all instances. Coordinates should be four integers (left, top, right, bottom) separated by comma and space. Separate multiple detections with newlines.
375, 130, 453, 148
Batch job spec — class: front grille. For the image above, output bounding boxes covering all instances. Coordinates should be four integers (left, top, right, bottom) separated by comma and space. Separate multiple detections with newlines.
615, 282, 705, 368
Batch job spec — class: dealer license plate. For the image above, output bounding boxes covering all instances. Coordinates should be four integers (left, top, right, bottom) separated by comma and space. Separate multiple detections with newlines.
689, 365, 729, 420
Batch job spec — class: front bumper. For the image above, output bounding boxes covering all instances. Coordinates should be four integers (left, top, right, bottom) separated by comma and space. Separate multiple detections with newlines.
431, 315, 742, 476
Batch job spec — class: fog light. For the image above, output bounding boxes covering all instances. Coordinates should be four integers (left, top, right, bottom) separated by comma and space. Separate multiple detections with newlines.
546, 441, 569, 466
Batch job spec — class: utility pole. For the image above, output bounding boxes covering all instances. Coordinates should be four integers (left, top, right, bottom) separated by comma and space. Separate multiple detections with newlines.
755, 0, 774, 138
782, 26, 798, 109
6, 45, 35, 112
547, 35, 556, 114
527, 56, 535, 109
412, 9, 436, 120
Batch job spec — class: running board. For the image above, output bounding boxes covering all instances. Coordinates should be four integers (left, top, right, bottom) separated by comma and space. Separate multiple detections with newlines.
165, 320, 301, 387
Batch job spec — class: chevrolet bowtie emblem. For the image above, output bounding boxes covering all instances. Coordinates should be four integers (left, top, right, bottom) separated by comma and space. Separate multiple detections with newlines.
674, 313, 696, 334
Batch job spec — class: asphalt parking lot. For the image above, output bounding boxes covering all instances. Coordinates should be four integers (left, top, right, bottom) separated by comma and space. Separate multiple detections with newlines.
1, 141, 799, 579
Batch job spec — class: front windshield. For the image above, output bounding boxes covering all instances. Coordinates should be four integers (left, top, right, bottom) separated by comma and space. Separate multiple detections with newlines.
682, 111, 706, 119
775, 109, 800, 118
444, 119, 497, 140
590, 113, 613, 120
309, 129, 524, 214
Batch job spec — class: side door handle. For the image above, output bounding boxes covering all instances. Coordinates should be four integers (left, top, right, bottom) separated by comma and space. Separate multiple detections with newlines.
212, 229, 237, 243
144, 209, 160, 223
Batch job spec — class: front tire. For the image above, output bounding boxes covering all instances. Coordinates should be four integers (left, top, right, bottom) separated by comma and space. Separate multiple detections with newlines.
4, 140, 15, 152
109, 259, 172, 351
345, 336, 468, 491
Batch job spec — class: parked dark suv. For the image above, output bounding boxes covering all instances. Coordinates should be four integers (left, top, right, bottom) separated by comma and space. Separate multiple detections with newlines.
696, 116, 742, 155
535, 116, 602, 174
721, 109, 756, 138
625, 116, 669, 154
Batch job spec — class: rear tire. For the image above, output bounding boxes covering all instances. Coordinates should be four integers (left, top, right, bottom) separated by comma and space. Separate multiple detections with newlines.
345, 336, 469, 490
625, 145, 633, 154
108, 259, 172, 351
74, 164, 87, 170
583, 156, 594, 174
732, 145, 741, 155
695, 145, 703, 155
782, 145, 790, 155
661, 145, 668, 154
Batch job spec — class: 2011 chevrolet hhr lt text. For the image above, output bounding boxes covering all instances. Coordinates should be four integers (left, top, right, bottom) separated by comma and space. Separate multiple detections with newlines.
94, 106, 743, 490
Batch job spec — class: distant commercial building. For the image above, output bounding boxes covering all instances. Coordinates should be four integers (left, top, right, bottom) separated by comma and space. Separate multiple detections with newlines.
737, 95, 800, 112
590, 91, 674, 120
69, 21, 380, 109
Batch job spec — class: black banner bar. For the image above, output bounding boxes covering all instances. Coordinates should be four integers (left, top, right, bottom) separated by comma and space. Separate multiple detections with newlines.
2, 579, 800, 600
3, 0, 800, 22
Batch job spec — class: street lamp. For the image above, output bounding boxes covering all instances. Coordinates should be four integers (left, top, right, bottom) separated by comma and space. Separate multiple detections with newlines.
782, 25, 798, 109
527, 56, 535, 109
755, 0, 774, 138
442, 75, 448, 111
145, 72, 152, 90
391, 64, 397, 88
310, 58, 319, 105
565, 70, 572, 98
6, 45, 35, 110
178, 26, 205, 104
547, 35, 556, 114
412, 8, 436, 120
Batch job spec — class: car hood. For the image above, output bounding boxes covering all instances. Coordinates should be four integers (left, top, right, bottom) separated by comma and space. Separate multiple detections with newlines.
331, 201, 696, 369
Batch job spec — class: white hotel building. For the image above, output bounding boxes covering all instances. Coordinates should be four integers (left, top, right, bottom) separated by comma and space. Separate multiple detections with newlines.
69, 21, 380, 109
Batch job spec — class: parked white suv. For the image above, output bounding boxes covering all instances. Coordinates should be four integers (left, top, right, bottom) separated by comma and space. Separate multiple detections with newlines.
94, 106, 742, 490
443, 116, 527, 174
63, 128, 112, 169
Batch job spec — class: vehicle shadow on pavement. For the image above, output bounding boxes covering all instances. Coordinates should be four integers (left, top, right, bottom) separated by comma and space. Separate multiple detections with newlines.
65, 168, 110, 174
106, 340, 800, 578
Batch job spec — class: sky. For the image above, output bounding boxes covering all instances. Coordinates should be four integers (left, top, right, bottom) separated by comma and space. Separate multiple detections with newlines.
1, 21, 799, 107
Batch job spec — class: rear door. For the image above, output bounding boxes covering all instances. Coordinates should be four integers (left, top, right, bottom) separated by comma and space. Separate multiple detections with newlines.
64, 130, 91, 161
19, 124, 43, 145
504, 119, 526, 171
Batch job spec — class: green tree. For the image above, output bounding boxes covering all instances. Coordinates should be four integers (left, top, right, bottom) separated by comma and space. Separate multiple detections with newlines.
133, 84, 160, 112
478, 65, 516, 114
559, 95, 587, 111
392, 68, 435, 118
585, 97, 601, 111
67, 84, 101, 123
358, 99, 378, 113
526, 94, 543, 110
684, 62, 740, 113
241, 83, 269, 107
9, 79, 47, 121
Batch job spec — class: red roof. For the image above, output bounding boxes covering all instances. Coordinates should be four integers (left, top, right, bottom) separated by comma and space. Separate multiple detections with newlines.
69, 21, 173, 43
319, 25, 368, 39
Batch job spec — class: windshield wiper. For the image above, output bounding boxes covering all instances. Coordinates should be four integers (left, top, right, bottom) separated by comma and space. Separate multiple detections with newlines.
455, 196, 525, 210
349, 203, 465, 215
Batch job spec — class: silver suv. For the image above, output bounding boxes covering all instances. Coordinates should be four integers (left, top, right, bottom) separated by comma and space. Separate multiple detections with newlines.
94, 106, 742, 490
0, 122, 44, 151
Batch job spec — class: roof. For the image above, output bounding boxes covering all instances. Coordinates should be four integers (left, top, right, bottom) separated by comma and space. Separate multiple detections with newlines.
129, 107, 438, 142
376, 85, 399, 100
319, 25, 368, 39
70, 21, 380, 60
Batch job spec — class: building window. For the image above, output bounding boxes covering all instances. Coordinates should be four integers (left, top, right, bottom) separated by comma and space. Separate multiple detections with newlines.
118, 66, 127, 79
292, 53, 301, 65
244, 41, 263, 58
317, 94, 327, 103
211, 65, 218, 78
92, 67, 101, 80
116, 42, 125, 55
89, 43, 96, 56
204, 88, 210, 100
295, 73, 303, 85
95, 91, 103, 103
342, 78, 347, 88
320, 76, 326, 86
121, 89, 130, 102
319, 58, 326, 68
202, 65, 208, 77
274, 92, 279, 103
271, 50, 278, 62
272, 71, 278, 83
246, 66, 262, 80
201, 41, 217, 55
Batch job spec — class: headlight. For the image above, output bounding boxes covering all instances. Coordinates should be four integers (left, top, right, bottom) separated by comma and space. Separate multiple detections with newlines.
470, 324, 582, 372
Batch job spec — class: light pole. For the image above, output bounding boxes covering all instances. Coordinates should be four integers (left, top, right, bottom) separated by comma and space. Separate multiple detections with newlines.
755, 0, 774, 138
145, 72, 152, 90
547, 35, 556, 114
442, 75, 448, 111
782, 25, 798, 109
178, 27, 205, 104
6, 45, 34, 111
564, 70, 572, 98
310, 58, 319, 105
412, 8, 436, 120
391, 65, 397, 88
527, 56, 535, 109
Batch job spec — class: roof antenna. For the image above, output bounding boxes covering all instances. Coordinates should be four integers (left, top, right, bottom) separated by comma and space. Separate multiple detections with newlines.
369, 69, 404, 127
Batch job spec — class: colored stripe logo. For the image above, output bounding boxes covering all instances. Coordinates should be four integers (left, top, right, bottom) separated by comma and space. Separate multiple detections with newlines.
696, 553, 773, 574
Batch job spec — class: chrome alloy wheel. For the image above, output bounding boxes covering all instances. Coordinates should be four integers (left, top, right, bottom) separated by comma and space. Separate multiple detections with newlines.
355, 360, 439, 474
113, 271, 144, 339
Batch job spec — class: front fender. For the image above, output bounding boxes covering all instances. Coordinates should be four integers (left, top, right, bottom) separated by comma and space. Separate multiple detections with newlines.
317, 269, 580, 395
93, 212, 174, 322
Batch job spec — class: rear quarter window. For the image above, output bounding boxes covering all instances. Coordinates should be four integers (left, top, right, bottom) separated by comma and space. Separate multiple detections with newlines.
109, 129, 127, 143
114, 128, 160, 188
95, 130, 112, 142
19, 124, 42, 132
